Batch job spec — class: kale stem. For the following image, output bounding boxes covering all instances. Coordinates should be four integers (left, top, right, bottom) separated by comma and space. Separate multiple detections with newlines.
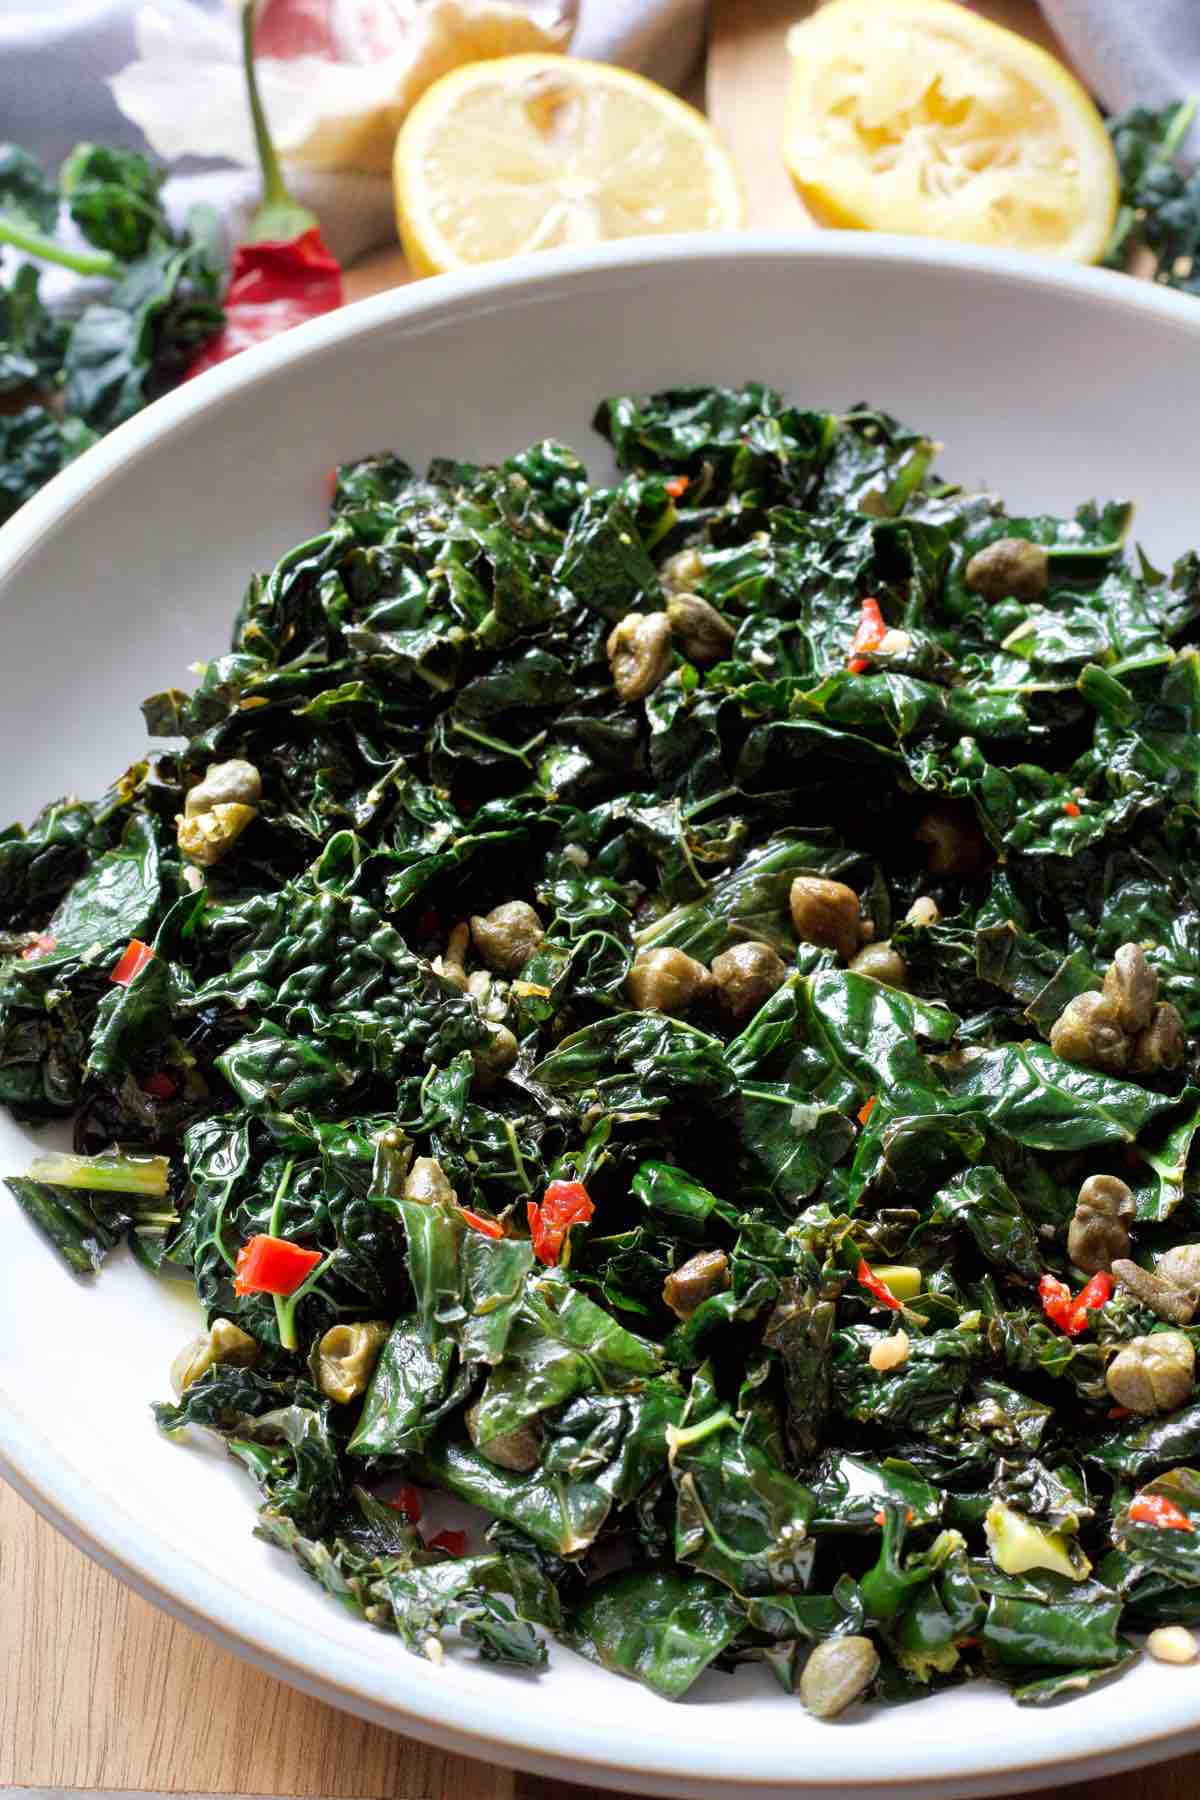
275, 1250, 336, 1352
665, 1407, 734, 1460
269, 1156, 297, 1347
268, 1156, 295, 1236
0, 220, 118, 279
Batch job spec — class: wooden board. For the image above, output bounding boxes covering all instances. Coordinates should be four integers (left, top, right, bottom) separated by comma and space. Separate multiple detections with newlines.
707, 0, 1077, 228
6, 11, 1200, 1800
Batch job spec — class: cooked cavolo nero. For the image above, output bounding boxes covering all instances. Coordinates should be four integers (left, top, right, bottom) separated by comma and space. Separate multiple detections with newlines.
9, 384, 1200, 1714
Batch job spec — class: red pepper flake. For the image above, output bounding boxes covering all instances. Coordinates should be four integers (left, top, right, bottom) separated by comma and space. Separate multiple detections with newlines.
1107, 1405, 1135, 1420
1039, 1270, 1112, 1336
140, 1071, 177, 1101
873, 1507, 914, 1526
325, 466, 339, 502
664, 475, 689, 500
847, 597, 888, 674
20, 932, 56, 960
1063, 801, 1082, 818
856, 1257, 903, 1312
528, 1178, 595, 1265
1129, 1493, 1195, 1532
857, 1096, 877, 1126
378, 1480, 423, 1523
459, 1208, 504, 1240
427, 1528, 468, 1556
233, 1233, 322, 1296
110, 939, 155, 986
1067, 1271, 1113, 1332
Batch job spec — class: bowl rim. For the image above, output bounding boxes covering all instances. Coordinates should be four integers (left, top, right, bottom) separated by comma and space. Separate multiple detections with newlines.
5, 230, 1200, 1795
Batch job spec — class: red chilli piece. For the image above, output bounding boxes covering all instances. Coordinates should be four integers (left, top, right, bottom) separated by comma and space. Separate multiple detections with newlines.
528, 1178, 595, 1265
110, 938, 155, 986
664, 475, 689, 500
1129, 1493, 1195, 1532
856, 1257, 903, 1312
233, 1233, 322, 1297
1039, 1270, 1112, 1336
857, 1096, 877, 1126
1063, 801, 1082, 818
427, 1528, 468, 1557
847, 597, 888, 674
459, 1208, 504, 1240
1066, 1271, 1113, 1334
141, 1071, 177, 1101
21, 932, 57, 960
378, 1480, 423, 1523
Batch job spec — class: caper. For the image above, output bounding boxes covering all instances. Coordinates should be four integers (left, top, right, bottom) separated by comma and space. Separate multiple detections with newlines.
465, 1400, 542, 1472
170, 1316, 258, 1398
662, 1249, 730, 1319
709, 941, 788, 1022
1103, 943, 1158, 1035
660, 547, 706, 594
626, 946, 714, 1014
788, 876, 863, 962
470, 901, 545, 975
848, 941, 907, 989
1155, 1242, 1200, 1299
1130, 1001, 1186, 1074
1105, 1330, 1195, 1415
912, 803, 990, 878
1049, 991, 1129, 1075
799, 1635, 880, 1721
471, 1022, 519, 1088
964, 536, 1049, 600
904, 895, 940, 927
1067, 1174, 1134, 1275
403, 1155, 456, 1206
1110, 1259, 1195, 1326
312, 1320, 389, 1404
183, 758, 262, 817
606, 611, 673, 701
666, 594, 736, 666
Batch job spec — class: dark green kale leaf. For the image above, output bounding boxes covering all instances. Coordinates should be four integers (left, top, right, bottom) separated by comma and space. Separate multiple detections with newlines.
564, 1566, 746, 1699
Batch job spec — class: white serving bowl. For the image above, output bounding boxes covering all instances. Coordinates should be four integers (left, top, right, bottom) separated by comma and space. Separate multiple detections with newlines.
3, 236, 1200, 1800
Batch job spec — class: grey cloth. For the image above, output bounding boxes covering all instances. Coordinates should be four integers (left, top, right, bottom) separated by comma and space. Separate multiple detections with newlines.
1041, 0, 1200, 152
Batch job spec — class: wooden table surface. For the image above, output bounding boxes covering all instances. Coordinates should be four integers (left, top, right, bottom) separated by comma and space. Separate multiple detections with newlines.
7, 5, 1200, 1797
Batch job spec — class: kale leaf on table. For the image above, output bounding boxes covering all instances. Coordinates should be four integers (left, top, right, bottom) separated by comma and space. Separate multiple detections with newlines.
6, 377, 1200, 1713
0, 139, 223, 521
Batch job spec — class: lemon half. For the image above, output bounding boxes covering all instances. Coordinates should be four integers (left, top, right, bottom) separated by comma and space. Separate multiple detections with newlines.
784, 0, 1119, 262
394, 54, 744, 278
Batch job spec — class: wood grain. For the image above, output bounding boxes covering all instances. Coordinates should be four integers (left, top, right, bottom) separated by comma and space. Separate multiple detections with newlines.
0, 1483, 510, 1798
5, 10, 1197, 1799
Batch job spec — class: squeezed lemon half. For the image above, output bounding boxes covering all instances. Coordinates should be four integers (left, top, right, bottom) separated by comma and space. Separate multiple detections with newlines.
394, 53, 744, 277
783, 0, 1119, 262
